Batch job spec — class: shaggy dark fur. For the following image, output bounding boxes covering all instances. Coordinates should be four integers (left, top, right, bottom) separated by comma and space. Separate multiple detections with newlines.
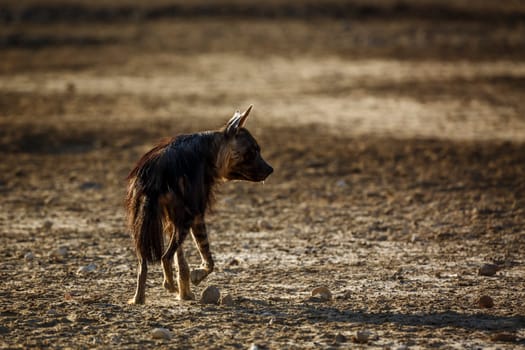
126, 106, 272, 304
127, 133, 219, 262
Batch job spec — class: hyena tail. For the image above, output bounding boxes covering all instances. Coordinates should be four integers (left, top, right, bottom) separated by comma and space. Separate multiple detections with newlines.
127, 186, 164, 263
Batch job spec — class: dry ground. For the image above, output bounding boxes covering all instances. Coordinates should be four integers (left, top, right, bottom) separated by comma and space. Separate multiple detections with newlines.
1, 1, 525, 349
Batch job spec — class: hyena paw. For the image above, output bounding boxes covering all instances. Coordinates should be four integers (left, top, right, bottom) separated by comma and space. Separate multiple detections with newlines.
178, 291, 195, 301
128, 296, 145, 305
163, 280, 178, 293
190, 269, 209, 286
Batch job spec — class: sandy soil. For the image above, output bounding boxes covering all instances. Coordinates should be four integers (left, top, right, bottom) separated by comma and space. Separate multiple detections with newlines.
1, 1, 524, 349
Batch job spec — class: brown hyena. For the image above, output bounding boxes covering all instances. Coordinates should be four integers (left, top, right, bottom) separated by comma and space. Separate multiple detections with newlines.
126, 105, 273, 304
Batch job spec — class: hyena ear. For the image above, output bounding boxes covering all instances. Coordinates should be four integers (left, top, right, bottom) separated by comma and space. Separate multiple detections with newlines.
225, 105, 253, 137
238, 104, 252, 128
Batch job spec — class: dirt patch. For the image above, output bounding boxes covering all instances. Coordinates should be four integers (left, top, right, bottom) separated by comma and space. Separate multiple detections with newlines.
1, 1, 524, 349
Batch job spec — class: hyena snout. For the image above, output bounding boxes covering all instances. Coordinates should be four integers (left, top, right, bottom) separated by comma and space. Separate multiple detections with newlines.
234, 156, 273, 182
254, 158, 273, 182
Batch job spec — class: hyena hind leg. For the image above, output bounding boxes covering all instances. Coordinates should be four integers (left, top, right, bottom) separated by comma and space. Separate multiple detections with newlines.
161, 217, 185, 293
161, 229, 178, 292
161, 255, 178, 293
162, 219, 193, 299
129, 258, 148, 305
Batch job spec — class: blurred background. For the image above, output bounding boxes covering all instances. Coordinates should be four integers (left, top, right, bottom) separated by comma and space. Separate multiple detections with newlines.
1, 1, 525, 348
2, 0, 525, 142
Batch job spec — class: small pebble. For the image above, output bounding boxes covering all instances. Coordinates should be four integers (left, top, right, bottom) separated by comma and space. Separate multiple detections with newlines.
67, 313, 78, 322
66, 82, 76, 94
479, 263, 498, 276
151, 327, 171, 340
24, 252, 34, 262
478, 295, 494, 308
257, 219, 273, 230
228, 258, 240, 266
490, 332, 516, 342
410, 234, 420, 242
220, 294, 234, 306
340, 290, 352, 300
49, 246, 68, 260
200, 285, 220, 305
353, 330, 371, 344
77, 263, 97, 275
336, 179, 347, 188
42, 220, 53, 230
335, 333, 347, 343
109, 334, 121, 344
311, 286, 332, 301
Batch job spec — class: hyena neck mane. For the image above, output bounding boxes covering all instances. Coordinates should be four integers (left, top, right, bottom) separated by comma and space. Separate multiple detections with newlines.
165, 131, 226, 209
184, 130, 234, 184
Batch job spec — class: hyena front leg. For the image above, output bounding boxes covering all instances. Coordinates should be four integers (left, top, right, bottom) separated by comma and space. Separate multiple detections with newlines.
161, 225, 177, 293
190, 215, 214, 286
129, 257, 147, 305
161, 223, 193, 300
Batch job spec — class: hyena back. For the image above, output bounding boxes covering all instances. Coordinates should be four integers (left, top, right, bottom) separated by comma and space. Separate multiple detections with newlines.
126, 105, 273, 304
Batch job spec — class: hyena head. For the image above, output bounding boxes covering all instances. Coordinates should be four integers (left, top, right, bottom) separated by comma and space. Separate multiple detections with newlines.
217, 105, 273, 182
